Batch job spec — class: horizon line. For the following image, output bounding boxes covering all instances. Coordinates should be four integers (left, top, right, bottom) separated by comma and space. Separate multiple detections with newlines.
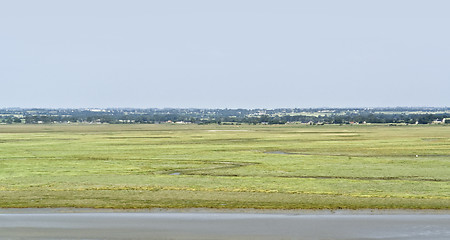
1, 106, 449, 110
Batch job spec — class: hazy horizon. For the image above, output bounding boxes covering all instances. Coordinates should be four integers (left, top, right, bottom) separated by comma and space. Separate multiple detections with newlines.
2, 106, 449, 111
1, 1, 449, 109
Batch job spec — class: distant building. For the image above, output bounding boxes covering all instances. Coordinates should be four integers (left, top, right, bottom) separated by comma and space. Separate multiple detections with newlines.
432, 119, 442, 124
432, 118, 449, 124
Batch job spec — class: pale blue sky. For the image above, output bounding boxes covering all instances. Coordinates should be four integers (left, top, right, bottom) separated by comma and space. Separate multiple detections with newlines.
1, 0, 449, 108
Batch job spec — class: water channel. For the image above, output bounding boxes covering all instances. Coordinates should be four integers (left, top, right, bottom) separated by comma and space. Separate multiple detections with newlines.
1, 209, 449, 239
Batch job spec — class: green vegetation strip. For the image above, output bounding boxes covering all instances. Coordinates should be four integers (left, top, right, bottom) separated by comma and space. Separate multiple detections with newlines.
0, 124, 449, 209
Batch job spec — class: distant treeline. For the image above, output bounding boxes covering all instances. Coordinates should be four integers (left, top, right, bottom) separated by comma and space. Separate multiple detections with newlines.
0, 108, 449, 125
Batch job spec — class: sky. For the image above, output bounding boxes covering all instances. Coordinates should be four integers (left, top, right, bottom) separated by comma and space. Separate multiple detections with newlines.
1, 0, 449, 109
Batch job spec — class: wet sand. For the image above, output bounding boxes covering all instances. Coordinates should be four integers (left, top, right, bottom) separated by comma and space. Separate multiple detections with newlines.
1, 209, 449, 240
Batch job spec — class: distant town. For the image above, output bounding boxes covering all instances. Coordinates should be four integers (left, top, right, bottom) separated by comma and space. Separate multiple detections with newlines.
0, 107, 449, 125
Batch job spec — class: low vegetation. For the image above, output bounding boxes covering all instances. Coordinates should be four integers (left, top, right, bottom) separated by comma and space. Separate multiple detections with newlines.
0, 124, 448, 209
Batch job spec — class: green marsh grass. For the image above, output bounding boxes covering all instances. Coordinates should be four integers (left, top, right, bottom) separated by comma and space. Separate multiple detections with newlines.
0, 124, 448, 209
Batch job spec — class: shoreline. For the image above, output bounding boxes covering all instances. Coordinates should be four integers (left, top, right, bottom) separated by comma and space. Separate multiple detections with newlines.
1, 207, 449, 215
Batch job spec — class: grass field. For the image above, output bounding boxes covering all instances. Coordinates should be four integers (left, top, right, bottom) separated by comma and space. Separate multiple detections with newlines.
0, 124, 449, 209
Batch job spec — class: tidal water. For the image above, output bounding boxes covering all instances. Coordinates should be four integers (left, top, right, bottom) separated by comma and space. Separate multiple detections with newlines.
0, 212, 449, 239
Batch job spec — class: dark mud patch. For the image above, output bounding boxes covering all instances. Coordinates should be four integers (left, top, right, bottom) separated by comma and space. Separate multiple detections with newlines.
264, 151, 450, 158
274, 175, 449, 182
165, 161, 259, 176
183, 172, 449, 182
265, 151, 296, 155
106, 136, 173, 139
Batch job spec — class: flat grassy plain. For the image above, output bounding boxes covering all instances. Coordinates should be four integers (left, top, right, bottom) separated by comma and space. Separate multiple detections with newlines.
0, 124, 448, 209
